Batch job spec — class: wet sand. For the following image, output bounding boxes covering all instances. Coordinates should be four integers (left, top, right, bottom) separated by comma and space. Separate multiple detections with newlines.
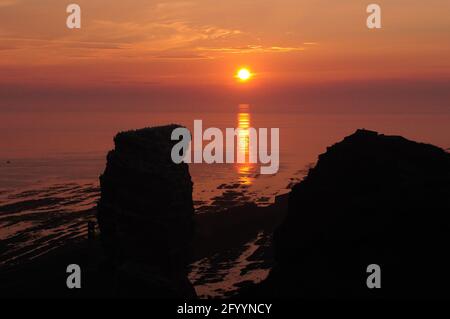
0, 176, 289, 298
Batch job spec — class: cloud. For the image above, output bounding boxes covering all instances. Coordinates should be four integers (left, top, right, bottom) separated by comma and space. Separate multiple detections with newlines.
0, 0, 19, 8
0, 0, 313, 64
83, 19, 242, 51
0, 37, 125, 50
152, 53, 212, 60
196, 45, 305, 54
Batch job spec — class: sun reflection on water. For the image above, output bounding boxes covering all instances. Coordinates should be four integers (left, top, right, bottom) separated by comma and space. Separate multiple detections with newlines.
236, 104, 254, 185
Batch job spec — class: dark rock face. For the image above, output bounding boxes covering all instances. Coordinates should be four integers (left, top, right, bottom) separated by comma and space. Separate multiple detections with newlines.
97, 125, 196, 298
272, 129, 450, 299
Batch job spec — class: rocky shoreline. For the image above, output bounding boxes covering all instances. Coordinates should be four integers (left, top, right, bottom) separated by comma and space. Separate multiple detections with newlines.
1, 128, 449, 299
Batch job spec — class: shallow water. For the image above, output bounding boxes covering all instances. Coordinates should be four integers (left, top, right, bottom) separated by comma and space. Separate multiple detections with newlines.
2, 109, 449, 207
1, 109, 449, 295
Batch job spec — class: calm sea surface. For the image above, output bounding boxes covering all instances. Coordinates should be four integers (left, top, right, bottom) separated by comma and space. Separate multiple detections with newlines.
1, 108, 450, 205
1, 107, 449, 296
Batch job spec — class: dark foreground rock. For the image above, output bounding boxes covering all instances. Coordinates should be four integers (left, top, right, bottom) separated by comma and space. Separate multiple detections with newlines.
97, 125, 196, 298
260, 129, 450, 299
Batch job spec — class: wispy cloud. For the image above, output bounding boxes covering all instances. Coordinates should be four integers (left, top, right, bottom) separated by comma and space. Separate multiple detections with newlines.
197, 45, 305, 54
0, 37, 126, 50
0, 0, 19, 8
152, 53, 212, 60
0, 0, 316, 67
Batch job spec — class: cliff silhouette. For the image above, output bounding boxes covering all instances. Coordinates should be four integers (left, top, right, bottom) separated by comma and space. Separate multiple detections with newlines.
97, 125, 196, 298
3, 128, 448, 299
262, 129, 450, 299
0, 125, 450, 300
97, 127, 450, 299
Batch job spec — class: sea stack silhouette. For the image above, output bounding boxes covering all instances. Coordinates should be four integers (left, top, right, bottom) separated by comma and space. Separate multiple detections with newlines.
267, 129, 450, 299
97, 125, 196, 298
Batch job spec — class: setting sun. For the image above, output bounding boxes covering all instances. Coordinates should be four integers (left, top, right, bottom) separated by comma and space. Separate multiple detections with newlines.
236, 68, 252, 82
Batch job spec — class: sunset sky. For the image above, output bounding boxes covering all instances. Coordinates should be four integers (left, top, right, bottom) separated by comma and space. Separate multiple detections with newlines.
0, 0, 449, 112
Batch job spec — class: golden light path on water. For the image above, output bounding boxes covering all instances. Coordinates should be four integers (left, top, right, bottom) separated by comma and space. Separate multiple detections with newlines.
236, 104, 254, 185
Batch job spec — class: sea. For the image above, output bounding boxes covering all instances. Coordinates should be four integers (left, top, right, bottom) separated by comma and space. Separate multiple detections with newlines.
1, 106, 449, 296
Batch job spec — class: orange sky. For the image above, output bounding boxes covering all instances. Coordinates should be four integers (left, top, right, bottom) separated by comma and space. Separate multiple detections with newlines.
0, 0, 449, 111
